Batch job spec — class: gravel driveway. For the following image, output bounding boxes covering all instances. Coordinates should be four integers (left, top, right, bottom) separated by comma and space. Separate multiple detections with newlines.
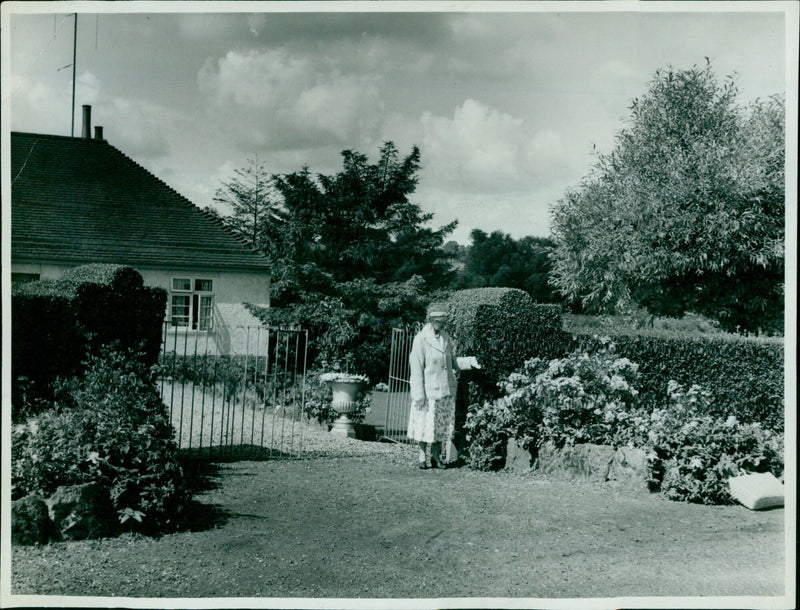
9, 427, 789, 607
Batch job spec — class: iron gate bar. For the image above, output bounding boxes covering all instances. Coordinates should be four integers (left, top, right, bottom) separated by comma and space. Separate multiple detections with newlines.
159, 323, 308, 460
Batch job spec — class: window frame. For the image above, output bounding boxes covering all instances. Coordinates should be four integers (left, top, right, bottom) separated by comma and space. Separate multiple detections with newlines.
169, 277, 215, 331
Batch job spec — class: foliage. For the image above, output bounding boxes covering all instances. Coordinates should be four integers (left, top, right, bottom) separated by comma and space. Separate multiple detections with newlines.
530, 342, 644, 449
12, 349, 189, 534
454, 229, 561, 303
645, 381, 784, 504
569, 330, 784, 432
250, 275, 430, 386
319, 372, 370, 384
206, 155, 285, 259
464, 341, 644, 470
550, 62, 785, 334
463, 397, 516, 471
12, 264, 167, 421
445, 287, 565, 403
302, 370, 371, 425
267, 142, 457, 302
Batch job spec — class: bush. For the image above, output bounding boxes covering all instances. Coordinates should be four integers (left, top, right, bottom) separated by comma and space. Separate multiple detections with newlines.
463, 341, 645, 470
12, 264, 167, 420
570, 330, 784, 431
645, 381, 784, 504
12, 349, 189, 535
445, 288, 565, 403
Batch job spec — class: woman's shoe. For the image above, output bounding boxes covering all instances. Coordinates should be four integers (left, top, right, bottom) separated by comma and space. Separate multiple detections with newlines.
435, 460, 447, 470
418, 461, 429, 470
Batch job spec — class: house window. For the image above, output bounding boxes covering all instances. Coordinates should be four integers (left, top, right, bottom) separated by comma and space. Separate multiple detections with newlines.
170, 278, 214, 330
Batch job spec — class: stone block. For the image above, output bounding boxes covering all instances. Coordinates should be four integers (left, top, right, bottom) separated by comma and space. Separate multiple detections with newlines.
610, 446, 649, 484
505, 438, 534, 472
728, 472, 784, 510
46, 482, 114, 541
12, 494, 51, 546
535, 442, 615, 481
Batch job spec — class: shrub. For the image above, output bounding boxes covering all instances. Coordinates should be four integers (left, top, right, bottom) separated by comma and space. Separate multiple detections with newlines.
12, 264, 167, 420
463, 341, 645, 470
645, 381, 784, 505
445, 288, 565, 403
570, 330, 784, 431
12, 348, 189, 535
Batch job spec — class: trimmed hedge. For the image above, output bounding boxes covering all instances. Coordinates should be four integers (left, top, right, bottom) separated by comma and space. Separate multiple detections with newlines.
444, 288, 565, 401
570, 330, 784, 432
12, 264, 166, 416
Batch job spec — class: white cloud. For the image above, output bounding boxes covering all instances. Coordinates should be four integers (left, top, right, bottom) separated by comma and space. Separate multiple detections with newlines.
420, 99, 526, 192
197, 48, 384, 151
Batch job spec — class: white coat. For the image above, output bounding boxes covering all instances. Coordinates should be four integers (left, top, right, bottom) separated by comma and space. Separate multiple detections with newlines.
409, 323, 458, 406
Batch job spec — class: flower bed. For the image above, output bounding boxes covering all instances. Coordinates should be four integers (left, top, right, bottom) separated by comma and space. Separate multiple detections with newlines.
464, 341, 784, 505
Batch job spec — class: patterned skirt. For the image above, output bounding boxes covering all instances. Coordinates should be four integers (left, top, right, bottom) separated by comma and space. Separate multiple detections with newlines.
406, 395, 455, 444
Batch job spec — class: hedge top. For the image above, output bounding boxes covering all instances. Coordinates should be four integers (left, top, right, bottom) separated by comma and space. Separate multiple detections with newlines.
13, 264, 144, 299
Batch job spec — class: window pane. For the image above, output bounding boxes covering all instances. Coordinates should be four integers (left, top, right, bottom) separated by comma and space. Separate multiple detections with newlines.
195, 279, 213, 292
198, 296, 214, 330
171, 295, 190, 326
172, 278, 191, 291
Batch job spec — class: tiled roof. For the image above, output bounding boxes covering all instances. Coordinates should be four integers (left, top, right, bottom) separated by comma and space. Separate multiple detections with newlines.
11, 132, 269, 272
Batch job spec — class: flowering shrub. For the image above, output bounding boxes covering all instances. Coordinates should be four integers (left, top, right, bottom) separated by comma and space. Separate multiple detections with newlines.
645, 381, 784, 504
12, 348, 190, 534
534, 341, 644, 448
464, 341, 644, 469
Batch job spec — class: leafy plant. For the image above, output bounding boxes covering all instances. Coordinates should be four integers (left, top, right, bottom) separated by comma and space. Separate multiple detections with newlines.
464, 340, 645, 470
645, 381, 784, 504
12, 348, 190, 535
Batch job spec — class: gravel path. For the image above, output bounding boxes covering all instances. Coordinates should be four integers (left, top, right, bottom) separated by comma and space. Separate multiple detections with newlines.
10, 430, 789, 605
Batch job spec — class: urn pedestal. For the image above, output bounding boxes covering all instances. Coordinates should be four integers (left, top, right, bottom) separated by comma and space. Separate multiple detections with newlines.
329, 380, 363, 438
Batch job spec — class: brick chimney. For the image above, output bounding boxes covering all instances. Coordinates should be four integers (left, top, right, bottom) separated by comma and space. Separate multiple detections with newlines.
81, 105, 91, 139
94, 126, 104, 140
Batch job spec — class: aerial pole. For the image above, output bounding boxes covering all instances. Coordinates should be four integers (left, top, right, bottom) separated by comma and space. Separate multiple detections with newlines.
70, 13, 77, 136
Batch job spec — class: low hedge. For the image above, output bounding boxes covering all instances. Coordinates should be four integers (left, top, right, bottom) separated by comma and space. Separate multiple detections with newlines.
444, 288, 565, 401
569, 330, 784, 432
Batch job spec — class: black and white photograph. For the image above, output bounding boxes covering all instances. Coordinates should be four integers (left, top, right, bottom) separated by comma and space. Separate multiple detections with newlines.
1, 1, 796, 608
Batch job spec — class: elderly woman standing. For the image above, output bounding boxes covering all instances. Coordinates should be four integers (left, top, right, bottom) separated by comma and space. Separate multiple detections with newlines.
407, 303, 459, 469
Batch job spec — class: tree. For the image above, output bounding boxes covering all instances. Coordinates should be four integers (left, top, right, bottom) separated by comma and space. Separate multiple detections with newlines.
549, 62, 785, 334
209, 156, 285, 259
271, 142, 457, 303
456, 229, 560, 303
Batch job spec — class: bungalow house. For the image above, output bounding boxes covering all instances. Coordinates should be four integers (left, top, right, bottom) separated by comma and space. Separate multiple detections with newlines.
11, 106, 271, 354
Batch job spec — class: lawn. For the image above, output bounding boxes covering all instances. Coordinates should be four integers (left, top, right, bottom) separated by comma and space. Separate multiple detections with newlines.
10, 439, 788, 605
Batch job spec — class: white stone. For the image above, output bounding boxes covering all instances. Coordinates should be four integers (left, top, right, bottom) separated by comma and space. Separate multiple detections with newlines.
728, 472, 784, 510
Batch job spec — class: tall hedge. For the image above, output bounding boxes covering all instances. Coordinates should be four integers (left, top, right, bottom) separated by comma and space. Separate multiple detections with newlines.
444, 288, 565, 401
571, 330, 785, 432
12, 264, 167, 412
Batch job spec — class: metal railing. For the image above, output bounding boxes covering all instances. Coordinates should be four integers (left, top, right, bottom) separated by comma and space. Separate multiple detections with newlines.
382, 324, 422, 444
158, 323, 309, 459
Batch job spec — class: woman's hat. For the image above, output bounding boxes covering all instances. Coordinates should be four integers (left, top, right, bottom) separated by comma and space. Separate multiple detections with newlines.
427, 303, 449, 319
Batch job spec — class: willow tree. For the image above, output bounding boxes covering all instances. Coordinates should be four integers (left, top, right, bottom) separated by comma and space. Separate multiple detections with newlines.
550, 62, 785, 334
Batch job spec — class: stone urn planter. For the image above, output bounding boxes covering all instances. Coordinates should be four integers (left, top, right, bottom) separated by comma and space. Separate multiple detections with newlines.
321, 373, 369, 438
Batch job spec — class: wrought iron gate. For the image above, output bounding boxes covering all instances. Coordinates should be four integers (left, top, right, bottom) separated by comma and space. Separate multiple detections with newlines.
158, 324, 309, 459
382, 324, 422, 444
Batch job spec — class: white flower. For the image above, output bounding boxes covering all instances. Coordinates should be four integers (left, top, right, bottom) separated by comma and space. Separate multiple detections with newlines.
319, 372, 370, 384
724, 415, 738, 427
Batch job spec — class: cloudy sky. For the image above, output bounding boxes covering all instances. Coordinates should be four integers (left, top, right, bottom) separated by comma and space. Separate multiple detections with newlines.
3, 2, 793, 244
